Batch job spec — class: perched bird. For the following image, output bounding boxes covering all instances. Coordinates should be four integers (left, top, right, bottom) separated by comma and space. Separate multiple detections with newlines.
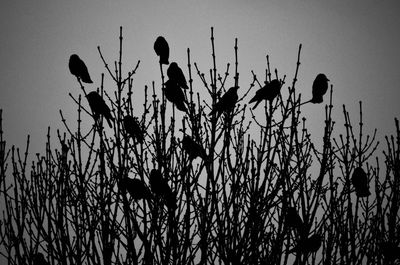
154, 36, 169, 65
285, 207, 304, 233
167, 62, 188, 89
120, 177, 150, 200
311, 73, 329, 103
249, 79, 281, 109
86, 91, 114, 127
351, 167, 371, 197
33, 253, 50, 265
209, 86, 239, 117
290, 234, 322, 254
123, 115, 144, 143
164, 79, 187, 112
69, 54, 93, 83
182, 135, 206, 160
149, 169, 176, 210
379, 241, 400, 261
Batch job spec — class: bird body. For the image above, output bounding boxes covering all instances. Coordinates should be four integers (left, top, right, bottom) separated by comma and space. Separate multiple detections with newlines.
379, 242, 400, 260
121, 177, 150, 200
86, 91, 114, 127
249, 79, 281, 109
69, 54, 93, 83
290, 234, 322, 254
164, 79, 187, 112
150, 169, 176, 210
182, 135, 206, 160
167, 62, 188, 89
285, 207, 304, 232
351, 167, 370, 197
123, 115, 143, 143
210, 86, 239, 117
311, 73, 329, 103
154, 36, 169, 65
33, 253, 50, 265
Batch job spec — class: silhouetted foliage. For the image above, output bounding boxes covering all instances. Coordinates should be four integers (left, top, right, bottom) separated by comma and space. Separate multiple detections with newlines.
0, 27, 399, 265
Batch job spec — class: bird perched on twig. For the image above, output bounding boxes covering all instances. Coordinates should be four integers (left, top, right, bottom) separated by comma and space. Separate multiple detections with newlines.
290, 234, 322, 254
120, 177, 150, 201
167, 62, 188, 89
154, 36, 169, 65
351, 167, 370, 197
209, 86, 239, 117
149, 169, 176, 210
164, 79, 187, 112
33, 253, 50, 265
249, 79, 281, 109
311, 73, 329, 103
86, 91, 114, 128
182, 135, 206, 160
285, 207, 305, 233
123, 115, 144, 144
69, 54, 93, 83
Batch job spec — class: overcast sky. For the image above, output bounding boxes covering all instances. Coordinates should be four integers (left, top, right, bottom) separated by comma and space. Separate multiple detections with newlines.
0, 0, 399, 154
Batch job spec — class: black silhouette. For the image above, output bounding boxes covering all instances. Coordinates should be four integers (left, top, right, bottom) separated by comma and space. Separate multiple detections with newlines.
167, 62, 188, 89
249, 79, 281, 109
290, 234, 322, 254
154, 36, 169, 65
379, 241, 400, 261
69, 54, 93, 83
164, 79, 187, 112
123, 115, 144, 143
285, 207, 304, 233
120, 177, 150, 200
209, 86, 239, 117
311, 73, 329, 103
86, 91, 114, 128
149, 169, 176, 210
182, 135, 206, 160
33, 253, 50, 265
351, 167, 371, 197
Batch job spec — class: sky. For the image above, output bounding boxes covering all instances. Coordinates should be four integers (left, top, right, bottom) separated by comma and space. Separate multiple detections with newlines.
0, 0, 400, 155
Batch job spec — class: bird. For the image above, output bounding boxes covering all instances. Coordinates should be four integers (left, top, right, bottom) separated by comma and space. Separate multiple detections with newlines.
69, 54, 93, 83
154, 36, 169, 65
86, 91, 114, 127
167, 62, 188, 89
285, 207, 304, 233
120, 177, 150, 200
163, 79, 187, 112
182, 135, 206, 160
351, 167, 371, 197
149, 169, 176, 210
33, 253, 50, 265
209, 86, 239, 117
311, 73, 329, 103
290, 234, 322, 254
123, 115, 144, 143
249, 79, 281, 109
379, 241, 400, 261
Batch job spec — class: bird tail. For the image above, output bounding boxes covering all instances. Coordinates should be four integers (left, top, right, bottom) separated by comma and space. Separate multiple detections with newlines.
160, 57, 169, 65
252, 100, 262, 110
82, 76, 93, 83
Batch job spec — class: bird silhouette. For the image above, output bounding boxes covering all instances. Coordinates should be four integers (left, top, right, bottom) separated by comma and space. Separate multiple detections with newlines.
33, 253, 50, 265
209, 86, 239, 117
69, 54, 93, 83
164, 79, 187, 112
154, 36, 169, 65
351, 167, 371, 197
167, 62, 188, 89
285, 207, 304, 233
86, 91, 114, 128
379, 241, 400, 261
290, 234, 322, 254
123, 115, 144, 143
182, 135, 206, 160
120, 177, 150, 200
149, 169, 176, 210
311, 73, 329, 103
249, 79, 281, 109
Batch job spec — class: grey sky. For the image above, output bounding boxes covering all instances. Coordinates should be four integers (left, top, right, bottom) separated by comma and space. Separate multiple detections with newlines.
0, 0, 399, 153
